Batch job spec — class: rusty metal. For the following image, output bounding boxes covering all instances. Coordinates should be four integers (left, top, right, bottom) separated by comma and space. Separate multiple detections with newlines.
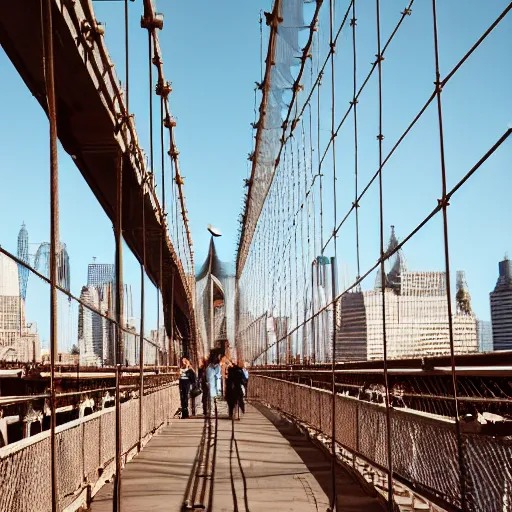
159, 94, 167, 363
141, 0, 194, 275
375, 1, 394, 507
170, 271, 175, 364
41, 0, 59, 508
138, 201, 146, 450
124, 0, 129, 113
431, 0, 467, 508
329, 256, 337, 511
329, 0, 337, 262
114, 148, 124, 512
352, 0, 361, 281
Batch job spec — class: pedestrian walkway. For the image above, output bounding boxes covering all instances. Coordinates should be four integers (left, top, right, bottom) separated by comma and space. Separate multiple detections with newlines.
90, 401, 385, 511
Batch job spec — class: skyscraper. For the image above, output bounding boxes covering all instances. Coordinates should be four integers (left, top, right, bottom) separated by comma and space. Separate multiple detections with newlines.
78, 284, 115, 366
0, 252, 40, 362
0, 251, 21, 353
78, 278, 133, 366
336, 227, 478, 361
477, 320, 493, 353
17, 222, 29, 300
490, 257, 512, 351
87, 262, 115, 287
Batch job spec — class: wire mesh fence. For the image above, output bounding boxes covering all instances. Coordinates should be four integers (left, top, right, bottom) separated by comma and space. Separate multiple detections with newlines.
251, 374, 512, 511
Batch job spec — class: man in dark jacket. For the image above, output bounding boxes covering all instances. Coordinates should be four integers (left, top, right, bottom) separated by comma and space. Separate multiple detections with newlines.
225, 362, 248, 419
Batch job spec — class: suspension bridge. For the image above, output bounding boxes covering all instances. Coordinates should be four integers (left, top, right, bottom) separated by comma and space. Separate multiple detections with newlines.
0, 0, 510, 511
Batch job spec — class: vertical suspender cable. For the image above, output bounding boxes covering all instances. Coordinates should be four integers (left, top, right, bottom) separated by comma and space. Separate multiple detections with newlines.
311, 261, 316, 364
138, 30, 151, 445
330, 0, 337, 260
287, 151, 293, 362
112, 2, 129, 507
124, 0, 129, 113
170, 272, 175, 365
318, 77, 324, 255
431, 0, 467, 508
113, 150, 124, 512
260, 10, 263, 84
42, 0, 59, 509
292, 141, 298, 359
376, 1, 394, 508
329, 1, 338, 508
160, 95, 166, 365
301, 121, 308, 361
147, 32, 158, 366
352, 0, 361, 281
330, 257, 337, 511
139, 181, 146, 446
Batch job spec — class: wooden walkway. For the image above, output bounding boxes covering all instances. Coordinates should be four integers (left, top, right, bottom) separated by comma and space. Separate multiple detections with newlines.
90, 401, 385, 511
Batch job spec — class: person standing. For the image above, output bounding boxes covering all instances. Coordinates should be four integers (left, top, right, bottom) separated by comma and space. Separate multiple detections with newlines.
206, 352, 221, 416
240, 360, 249, 398
221, 355, 233, 397
179, 357, 193, 419
226, 362, 246, 419
197, 357, 209, 416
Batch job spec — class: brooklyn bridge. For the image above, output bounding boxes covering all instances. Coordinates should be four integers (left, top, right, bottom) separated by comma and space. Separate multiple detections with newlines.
0, 0, 510, 511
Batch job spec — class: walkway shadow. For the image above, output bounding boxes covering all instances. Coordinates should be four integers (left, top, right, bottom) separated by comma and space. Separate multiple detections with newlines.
182, 399, 221, 510
230, 416, 250, 512
251, 402, 386, 512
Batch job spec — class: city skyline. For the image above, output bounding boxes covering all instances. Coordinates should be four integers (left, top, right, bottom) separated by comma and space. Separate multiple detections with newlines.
0, 220, 510, 360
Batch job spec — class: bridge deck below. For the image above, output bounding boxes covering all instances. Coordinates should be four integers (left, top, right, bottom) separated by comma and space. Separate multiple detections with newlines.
90, 402, 385, 511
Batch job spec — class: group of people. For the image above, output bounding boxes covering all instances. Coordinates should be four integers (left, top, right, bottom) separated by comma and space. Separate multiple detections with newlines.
178, 351, 248, 419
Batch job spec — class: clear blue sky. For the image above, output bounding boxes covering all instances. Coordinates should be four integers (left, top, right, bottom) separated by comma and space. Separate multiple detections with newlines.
0, 0, 510, 348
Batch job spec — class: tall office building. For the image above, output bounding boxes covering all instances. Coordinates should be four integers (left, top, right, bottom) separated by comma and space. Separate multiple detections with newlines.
477, 320, 493, 353
490, 257, 512, 351
78, 280, 133, 366
78, 284, 114, 366
87, 263, 115, 287
0, 252, 21, 354
0, 252, 41, 362
336, 227, 478, 361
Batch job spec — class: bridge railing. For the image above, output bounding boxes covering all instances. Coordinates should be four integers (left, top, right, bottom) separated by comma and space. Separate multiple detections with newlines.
0, 382, 179, 512
250, 374, 511, 512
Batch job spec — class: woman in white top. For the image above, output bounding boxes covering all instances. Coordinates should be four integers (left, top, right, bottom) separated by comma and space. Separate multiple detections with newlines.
206, 352, 221, 416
